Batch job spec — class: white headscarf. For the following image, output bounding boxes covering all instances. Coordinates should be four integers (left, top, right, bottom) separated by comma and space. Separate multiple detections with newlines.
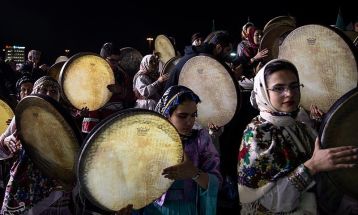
250, 59, 299, 126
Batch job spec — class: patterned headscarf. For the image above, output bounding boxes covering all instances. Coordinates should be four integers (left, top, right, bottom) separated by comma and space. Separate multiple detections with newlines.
32, 76, 60, 101
33, 76, 60, 92
155, 85, 201, 118
250, 59, 299, 126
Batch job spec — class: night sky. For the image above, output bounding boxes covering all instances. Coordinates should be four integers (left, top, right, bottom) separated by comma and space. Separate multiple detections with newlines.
1, 0, 354, 64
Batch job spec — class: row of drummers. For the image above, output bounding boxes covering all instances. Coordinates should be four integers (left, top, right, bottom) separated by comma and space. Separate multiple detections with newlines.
0, 16, 358, 214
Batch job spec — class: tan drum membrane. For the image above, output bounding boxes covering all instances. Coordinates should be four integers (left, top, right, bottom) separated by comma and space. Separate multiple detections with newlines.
179, 55, 239, 127
16, 95, 80, 189
279, 24, 358, 112
60, 53, 115, 111
78, 110, 183, 211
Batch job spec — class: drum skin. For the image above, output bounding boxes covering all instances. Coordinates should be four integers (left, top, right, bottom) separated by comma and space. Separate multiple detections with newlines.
15, 95, 81, 189
119, 47, 143, 77
0, 99, 14, 134
278, 24, 358, 112
77, 109, 183, 211
59, 52, 115, 111
155, 35, 176, 64
319, 88, 358, 200
178, 55, 240, 127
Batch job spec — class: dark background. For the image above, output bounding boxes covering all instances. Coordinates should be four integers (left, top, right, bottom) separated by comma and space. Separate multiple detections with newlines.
1, 0, 355, 64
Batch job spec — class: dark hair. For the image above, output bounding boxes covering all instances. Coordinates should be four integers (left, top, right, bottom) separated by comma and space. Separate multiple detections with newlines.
16, 75, 34, 92
100, 42, 121, 58
168, 92, 201, 116
204, 30, 232, 49
191, 32, 203, 43
264, 60, 299, 82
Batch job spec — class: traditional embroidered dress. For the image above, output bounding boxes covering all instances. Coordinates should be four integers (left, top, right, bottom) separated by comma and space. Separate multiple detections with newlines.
238, 60, 317, 214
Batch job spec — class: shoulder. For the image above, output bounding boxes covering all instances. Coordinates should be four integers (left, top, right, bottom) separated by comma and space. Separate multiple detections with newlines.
242, 116, 276, 148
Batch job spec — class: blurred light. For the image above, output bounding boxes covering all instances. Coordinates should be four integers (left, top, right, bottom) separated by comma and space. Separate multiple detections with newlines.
230, 52, 237, 57
65, 49, 70, 53
146, 37, 154, 41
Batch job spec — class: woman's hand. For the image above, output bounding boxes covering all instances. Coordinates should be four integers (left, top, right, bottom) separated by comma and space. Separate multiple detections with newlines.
115, 204, 133, 215
3, 131, 21, 154
310, 104, 324, 120
253, 48, 269, 61
162, 152, 197, 180
304, 137, 358, 175
158, 74, 169, 83
6, 119, 12, 125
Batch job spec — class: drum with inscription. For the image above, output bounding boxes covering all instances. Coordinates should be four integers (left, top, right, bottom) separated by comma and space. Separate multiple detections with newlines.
0, 99, 14, 134
278, 24, 358, 112
59, 52, 115, 111
48, 61, 66, 81
178, 55, 241, 127
160, 56, 180, 76
154, 35, 176, 64
16, 95, 81, 189
320, 88, 358, 200
119, 47, 143, 77
77, 109, 183, 211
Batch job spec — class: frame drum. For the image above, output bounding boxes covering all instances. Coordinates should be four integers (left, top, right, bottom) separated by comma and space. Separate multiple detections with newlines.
119, 47, 143, 77
77, 109, 183, 211
263, 16, 296, 33
160, 56, 180, 76
320, 88, 358, 200
278, 24, 358, 112
179, 55, 240, 127
154, 35, 176, 64
60, 52, 115, 111
16, 95, 81, 189
260, 23, 295, 61
0, 99, 14, 134
48, 61, 66, 81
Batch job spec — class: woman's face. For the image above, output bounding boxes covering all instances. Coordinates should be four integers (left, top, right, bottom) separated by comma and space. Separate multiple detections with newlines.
35, 85, 60, 101
148, 56, 159, 73
168, 100, 197, 136
253, 30, 262, 45
19, 82, 33, 100
266, 69, 300, 113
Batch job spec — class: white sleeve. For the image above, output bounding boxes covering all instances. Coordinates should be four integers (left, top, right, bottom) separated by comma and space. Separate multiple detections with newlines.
259, 176, 300, 212
135, 75, 160, 98
259, 164, 314, 213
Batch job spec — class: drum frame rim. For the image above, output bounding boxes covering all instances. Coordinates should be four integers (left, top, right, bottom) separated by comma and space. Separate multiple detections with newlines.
15, 94, 82, 188
59, 52, 114, 110
76, 108, 182, 211
319, 88, 358, 200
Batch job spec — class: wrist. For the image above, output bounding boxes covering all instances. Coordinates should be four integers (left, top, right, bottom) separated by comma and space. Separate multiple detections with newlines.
192, 169, 202, 181
304, 160, 316, 175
